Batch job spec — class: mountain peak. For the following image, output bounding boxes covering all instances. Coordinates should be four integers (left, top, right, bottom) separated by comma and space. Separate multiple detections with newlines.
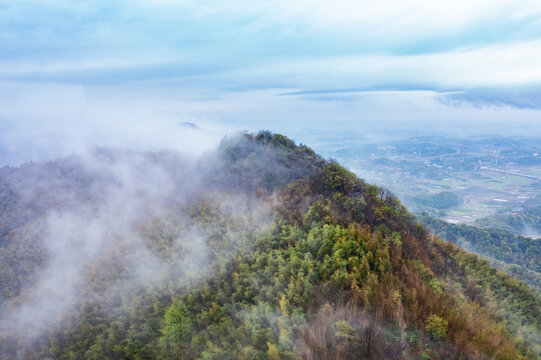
0, 132, 539, 359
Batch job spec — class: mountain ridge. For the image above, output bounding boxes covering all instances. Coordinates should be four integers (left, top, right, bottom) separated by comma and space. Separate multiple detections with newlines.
0, 131, 539, 359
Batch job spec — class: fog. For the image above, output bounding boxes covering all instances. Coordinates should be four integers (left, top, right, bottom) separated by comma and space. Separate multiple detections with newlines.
0, 1, 540, 359
2, 81, 541, 168
0, 136, 277, 354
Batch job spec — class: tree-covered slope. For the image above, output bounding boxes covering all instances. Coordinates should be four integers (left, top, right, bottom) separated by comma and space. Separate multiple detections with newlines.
475, 206, 541, 238
0, 132, 539, 359
418, 213, 541, 291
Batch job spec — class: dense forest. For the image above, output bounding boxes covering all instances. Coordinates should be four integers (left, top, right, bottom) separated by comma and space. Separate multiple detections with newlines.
0, 132, 540, 359
475, 206, 541, 238
418, 214, 541, 291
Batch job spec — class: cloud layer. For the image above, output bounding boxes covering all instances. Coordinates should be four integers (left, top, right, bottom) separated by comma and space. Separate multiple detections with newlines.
1, 0, 541, 164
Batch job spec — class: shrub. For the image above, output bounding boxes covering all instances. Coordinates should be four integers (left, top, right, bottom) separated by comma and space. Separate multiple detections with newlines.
425, 314, 448, 340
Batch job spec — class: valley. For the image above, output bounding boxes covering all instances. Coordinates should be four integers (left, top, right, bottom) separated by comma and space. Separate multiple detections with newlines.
294, 130, 541, 236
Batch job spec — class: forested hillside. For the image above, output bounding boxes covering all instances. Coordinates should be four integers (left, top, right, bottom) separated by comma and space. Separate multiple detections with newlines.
475, 206, 541, 238
0, 132, 539, 359
418, 214, 541, 291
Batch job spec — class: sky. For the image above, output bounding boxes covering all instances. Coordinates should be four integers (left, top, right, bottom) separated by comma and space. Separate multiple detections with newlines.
1, 0, 541, 163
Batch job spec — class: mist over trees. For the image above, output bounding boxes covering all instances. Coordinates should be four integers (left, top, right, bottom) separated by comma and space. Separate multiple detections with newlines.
0, 132, 539, 359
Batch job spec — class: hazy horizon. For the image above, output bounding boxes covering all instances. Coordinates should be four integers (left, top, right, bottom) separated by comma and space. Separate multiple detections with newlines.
1, 1, 541, 165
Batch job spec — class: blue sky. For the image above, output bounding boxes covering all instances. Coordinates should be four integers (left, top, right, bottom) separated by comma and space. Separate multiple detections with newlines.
1, 0, 541, 162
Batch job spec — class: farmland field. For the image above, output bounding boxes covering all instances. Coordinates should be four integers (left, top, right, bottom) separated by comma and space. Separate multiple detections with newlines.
293, 130, 541, 234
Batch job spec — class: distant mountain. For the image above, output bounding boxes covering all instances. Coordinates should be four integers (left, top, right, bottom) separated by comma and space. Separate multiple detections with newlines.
0, 132, 539, 359
176, 121, 200, 130
0, 132, 72, 166
418, 213, 541, 291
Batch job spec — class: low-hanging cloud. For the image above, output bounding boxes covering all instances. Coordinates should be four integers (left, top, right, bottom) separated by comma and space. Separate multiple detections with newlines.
0, 142, 276, 355
0, 81, 231, 165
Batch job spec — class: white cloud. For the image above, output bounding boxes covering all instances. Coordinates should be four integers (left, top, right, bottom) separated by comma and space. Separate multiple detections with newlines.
1, 0, 540, 93
0, 81, 231, 165
142, 0, 541, 34
222, 39, 541, 90
0, 58, 165, 77
1, 0, 540, 149
3, 38, 540, 91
